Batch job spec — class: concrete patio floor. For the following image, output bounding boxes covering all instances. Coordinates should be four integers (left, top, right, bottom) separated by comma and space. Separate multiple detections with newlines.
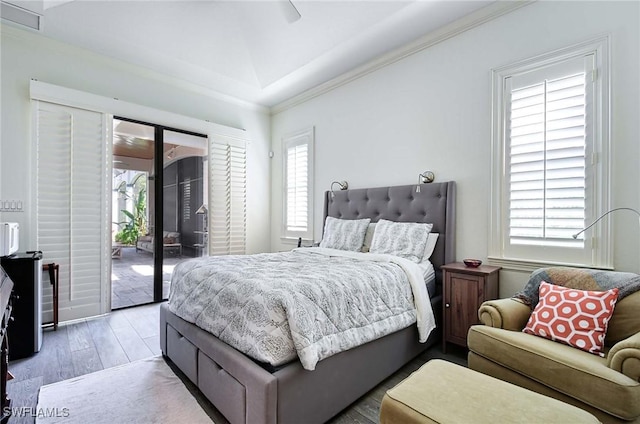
110, 247, 185, 309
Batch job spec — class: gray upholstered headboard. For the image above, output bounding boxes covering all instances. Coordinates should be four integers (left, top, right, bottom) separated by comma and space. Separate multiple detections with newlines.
323, 182, 456, 283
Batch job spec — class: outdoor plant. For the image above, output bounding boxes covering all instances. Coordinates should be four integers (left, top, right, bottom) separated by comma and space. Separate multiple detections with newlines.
114, 180, 147, 245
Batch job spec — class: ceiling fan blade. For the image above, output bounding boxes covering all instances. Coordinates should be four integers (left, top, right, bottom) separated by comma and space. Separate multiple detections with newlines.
280, 0, 301, 23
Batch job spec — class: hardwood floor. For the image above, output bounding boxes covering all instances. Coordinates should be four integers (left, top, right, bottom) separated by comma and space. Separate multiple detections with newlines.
7, 303, 163, 424
328, 345, 468, 424
7, 303, 468, 424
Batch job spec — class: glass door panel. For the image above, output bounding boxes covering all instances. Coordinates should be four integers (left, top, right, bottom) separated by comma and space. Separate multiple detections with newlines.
162, 130, 208, 300
111, 119, 156, 309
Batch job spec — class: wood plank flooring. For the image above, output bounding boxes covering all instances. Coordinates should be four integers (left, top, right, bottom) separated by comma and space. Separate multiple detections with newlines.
7, 303, 165, 424
7, 302, 467, 424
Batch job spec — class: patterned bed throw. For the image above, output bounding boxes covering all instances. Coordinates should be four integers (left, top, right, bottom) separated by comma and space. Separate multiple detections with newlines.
513, 267, 640, 309
168, 247, 435, 371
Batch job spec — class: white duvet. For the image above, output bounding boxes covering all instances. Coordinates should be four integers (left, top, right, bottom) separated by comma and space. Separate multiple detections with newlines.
168, 248, 435, 370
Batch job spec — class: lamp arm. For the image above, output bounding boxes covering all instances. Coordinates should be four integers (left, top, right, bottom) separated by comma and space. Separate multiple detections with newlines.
572, 207, 640, 239
330, 181, 348, 198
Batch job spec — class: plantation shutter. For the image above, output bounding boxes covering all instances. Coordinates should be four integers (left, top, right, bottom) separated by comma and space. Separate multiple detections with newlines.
209, 140, 246, 255
182, 178, 191, 223
35, 101, 109, 321
286, 143, 308, 233
283, 128, 314, 240
506, 54, 594, 246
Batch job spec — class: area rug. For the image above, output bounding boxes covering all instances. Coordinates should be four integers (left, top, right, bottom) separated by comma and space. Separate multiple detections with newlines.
36, 356, 213, 423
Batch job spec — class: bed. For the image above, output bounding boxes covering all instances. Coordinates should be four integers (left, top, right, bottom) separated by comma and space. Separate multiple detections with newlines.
160, 181, 456, 424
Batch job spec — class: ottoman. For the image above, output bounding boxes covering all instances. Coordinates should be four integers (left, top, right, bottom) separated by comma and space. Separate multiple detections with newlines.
380, 359, 599, 423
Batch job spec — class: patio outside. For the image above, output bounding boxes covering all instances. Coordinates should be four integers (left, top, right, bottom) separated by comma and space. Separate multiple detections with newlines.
111, 246, 183, 309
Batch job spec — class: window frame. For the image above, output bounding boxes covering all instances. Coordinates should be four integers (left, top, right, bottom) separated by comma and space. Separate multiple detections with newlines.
489, 36, 611, 271
282, 127, 315, 242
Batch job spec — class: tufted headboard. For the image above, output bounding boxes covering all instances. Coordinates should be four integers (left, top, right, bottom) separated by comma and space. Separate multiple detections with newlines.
323, 182, 456, 284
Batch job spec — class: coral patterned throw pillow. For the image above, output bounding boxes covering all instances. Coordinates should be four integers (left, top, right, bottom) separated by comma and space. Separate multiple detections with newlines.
523, 281, 619, 356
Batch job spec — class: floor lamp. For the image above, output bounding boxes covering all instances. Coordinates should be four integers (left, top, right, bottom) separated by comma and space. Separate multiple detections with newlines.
195, 204, 208, 255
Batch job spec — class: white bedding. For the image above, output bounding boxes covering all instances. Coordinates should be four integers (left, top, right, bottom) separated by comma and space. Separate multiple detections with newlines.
418, 260, 436, 286
168, 248, 435, 371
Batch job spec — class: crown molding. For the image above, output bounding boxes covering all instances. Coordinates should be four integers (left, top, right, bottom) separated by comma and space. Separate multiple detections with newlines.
30, 80, 248, 139
271, 1, 534, 116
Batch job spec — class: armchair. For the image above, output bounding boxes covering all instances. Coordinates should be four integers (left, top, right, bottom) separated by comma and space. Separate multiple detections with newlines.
468, 287, 640, 423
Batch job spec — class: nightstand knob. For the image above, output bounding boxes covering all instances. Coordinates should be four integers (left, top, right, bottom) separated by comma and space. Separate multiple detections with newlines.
445, 303, 450, 308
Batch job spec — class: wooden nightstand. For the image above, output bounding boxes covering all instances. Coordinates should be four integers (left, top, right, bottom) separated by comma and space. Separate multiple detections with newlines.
441, 262, 501, 352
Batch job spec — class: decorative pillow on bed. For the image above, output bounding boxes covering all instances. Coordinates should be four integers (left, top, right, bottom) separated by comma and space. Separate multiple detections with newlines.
369, 219, 432, 263
362, 225, 438, 258
319, 217, 371, 251
523, 282, 619, 356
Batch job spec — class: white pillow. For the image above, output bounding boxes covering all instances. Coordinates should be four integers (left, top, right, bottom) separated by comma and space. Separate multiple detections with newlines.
361, 223, 376, 252
370, 219, 433, 263
422, 233, 439, 261
319, 217, 371, 252
363, 225, 438, 258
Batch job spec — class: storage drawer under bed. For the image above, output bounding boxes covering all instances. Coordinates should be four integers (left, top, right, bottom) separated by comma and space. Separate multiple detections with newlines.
166, 323, 198, 384
165, 322, 248, 424
199, 351, 247, 424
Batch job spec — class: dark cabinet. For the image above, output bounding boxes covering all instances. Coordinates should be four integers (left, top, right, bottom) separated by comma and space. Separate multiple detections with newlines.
442, 262, 500, 352
1, 252, 42, 360
0, 266, 14, 423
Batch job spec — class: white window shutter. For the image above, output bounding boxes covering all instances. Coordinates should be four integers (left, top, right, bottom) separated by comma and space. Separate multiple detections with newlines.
36, 101, 108, 320
283, 128, 314, 241
508, 71, 587, 244
286, 143, 309, 232
182, 178, 191, 223
209, 141, 246, 255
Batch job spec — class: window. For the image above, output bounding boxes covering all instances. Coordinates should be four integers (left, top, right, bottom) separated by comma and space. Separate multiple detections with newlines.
283, 127, 314, 241
490, 38, 610, 269
182, 178, 191, 223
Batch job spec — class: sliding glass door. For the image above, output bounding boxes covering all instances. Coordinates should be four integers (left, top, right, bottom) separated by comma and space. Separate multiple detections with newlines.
110, 118, 207, 309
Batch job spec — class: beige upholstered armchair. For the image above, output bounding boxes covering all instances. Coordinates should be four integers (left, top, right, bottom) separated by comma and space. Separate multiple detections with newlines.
468, 288, 640, 423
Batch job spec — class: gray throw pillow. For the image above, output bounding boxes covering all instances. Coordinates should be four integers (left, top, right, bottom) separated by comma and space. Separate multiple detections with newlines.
319, 217, 371, 252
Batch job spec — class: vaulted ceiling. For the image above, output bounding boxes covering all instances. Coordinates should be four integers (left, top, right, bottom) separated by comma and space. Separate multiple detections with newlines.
6, 0, 495, 107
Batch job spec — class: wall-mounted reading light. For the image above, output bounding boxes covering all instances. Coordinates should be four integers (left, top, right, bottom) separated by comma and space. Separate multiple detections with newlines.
572, 207, 640, 239
330, 181, 349, 198
416, 171, 435, 192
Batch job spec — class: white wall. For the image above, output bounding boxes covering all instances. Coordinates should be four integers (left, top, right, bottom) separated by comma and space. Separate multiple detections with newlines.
0, 24, 272, 256
271, 1, 640, 296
